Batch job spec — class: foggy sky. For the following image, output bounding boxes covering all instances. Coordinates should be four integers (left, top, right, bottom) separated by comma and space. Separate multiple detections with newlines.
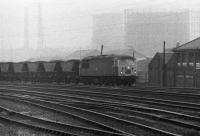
0, 0, 200, 61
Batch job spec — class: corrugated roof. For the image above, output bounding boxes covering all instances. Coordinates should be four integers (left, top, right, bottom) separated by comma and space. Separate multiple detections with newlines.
174, 37, 200, 51
149, 53, 173, 66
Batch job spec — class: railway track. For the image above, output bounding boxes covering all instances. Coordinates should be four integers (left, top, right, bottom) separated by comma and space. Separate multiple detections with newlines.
2, 85, 200, 115
2, 82, 200, 97
0, 84, 200, 115
4, 89, 200, 130
0, 96, 125, 136
0, 84, 198, 134
0, 94, 128, 135
2, 83, 200, 103
0, 116, 76, 136
0, 94, 180, 136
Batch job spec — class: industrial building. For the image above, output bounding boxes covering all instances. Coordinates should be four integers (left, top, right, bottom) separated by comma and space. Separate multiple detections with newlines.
149, 37, 200, 88
125, 10, 190, 57
174, 37, 200, 88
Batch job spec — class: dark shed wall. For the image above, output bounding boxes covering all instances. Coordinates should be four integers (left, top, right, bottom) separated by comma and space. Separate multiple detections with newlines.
148, 52, 175, 87
166, 54, 176, 87
148, 53, 162, 86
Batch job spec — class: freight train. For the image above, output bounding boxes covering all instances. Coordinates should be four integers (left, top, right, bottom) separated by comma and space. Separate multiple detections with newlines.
0, 54, 137, 85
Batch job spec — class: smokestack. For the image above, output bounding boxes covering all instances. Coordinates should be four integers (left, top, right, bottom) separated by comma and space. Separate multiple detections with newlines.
24, 6, 29, 49
0, 30, 4, 61
38, 1, 44, 49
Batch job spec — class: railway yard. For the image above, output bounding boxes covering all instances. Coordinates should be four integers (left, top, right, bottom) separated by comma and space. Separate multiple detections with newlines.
1, 0, 200, 135
0, 83, 198, 136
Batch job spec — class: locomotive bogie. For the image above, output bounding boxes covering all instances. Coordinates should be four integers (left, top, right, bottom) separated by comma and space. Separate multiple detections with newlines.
80, 76, 136, 86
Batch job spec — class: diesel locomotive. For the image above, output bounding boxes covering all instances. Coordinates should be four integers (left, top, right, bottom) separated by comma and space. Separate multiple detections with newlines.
0, 54, 137, 85
80, 55, 137, 85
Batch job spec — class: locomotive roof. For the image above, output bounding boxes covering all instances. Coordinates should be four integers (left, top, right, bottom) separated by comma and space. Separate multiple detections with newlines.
82, 54, 134, 61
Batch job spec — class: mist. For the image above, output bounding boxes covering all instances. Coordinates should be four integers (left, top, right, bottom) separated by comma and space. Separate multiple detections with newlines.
0, 0, 200, 62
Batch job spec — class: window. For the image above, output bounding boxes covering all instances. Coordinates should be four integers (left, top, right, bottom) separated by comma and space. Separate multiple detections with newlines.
182, 53, 187, 63
189, 62, 194, 67
81, 63, 89, 69
196, 53, 200, 63
177, 62, 181, 67
177, 53, 181, 63
196, 62, 200, 70
188, 52, 194, 62
182, 62, 187, 67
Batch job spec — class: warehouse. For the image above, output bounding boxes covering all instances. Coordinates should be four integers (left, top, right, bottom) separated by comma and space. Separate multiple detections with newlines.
173, 37, 200, 88
149, 37, 200, 88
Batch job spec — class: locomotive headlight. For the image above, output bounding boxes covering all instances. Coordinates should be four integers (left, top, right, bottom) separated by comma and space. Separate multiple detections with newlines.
127, 66, 130, 69
120, 72, 123, 74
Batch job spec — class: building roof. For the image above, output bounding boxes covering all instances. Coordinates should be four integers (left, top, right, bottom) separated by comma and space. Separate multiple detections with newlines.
174, 37, 200, 51
157, 53, 174, 64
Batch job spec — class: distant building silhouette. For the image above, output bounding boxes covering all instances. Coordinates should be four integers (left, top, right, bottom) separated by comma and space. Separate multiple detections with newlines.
92, 9, 200, 57
37, 2, 44, 50
91, 13, 125, 51
24, 6, 29, 49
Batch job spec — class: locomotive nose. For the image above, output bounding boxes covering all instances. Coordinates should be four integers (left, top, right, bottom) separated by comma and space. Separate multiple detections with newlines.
125, 67, 131, 74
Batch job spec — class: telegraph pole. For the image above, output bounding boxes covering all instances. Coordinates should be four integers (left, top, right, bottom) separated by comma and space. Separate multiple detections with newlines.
162, 41, 166, 87
100, 44, 104, 55
132, 50, 135, 60
79, 46, 82, 59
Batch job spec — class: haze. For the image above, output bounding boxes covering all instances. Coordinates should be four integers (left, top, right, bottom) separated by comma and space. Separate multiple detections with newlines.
0, 0, 200, 62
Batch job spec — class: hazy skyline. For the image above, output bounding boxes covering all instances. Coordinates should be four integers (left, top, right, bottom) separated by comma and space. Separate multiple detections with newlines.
0, 0, 200, 61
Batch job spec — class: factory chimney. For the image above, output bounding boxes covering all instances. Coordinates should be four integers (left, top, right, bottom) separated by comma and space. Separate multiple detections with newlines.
24, 6, 29, 49
38, 1, 44, 50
